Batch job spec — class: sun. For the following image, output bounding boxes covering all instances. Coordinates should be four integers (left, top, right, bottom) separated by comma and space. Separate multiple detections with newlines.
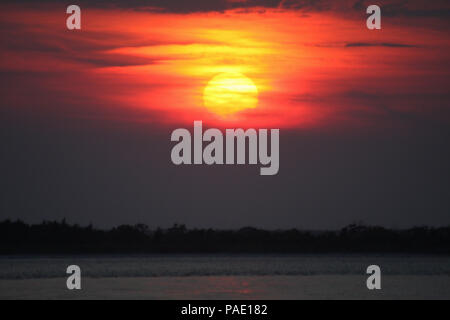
203, 72, 258, 116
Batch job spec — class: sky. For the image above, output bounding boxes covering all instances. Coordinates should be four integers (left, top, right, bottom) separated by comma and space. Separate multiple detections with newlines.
1, 0, 449, 229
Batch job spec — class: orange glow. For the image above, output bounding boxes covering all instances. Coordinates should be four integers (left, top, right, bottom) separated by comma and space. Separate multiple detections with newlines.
1, 4, 449, 130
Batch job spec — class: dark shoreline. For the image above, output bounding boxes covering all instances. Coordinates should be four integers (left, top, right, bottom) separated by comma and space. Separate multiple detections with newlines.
1, 220, 450, 255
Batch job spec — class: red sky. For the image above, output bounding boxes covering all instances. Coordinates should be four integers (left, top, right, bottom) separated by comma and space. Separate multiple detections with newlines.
1, 1, 449, 130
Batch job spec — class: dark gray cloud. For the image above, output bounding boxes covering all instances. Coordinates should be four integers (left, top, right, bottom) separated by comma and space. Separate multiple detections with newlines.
3, 0, 449, 16
344, 42, 418, 48
0, 21, 181, 68
354, 0, 450, 18
2, 0, 279, 13
310, 41, 419, 48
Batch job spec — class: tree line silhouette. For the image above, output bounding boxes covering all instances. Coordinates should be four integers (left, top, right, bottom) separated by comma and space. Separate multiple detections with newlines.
1, 219, 449, 254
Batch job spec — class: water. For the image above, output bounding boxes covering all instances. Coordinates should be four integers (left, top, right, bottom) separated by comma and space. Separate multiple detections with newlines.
1, 254, 449, 279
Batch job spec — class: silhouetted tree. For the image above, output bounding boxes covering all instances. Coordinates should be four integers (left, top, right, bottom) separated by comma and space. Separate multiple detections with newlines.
0, 220, 449, 254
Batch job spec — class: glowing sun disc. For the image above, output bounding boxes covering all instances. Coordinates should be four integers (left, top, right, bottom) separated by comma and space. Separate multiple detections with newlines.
203, 72, 258, 116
